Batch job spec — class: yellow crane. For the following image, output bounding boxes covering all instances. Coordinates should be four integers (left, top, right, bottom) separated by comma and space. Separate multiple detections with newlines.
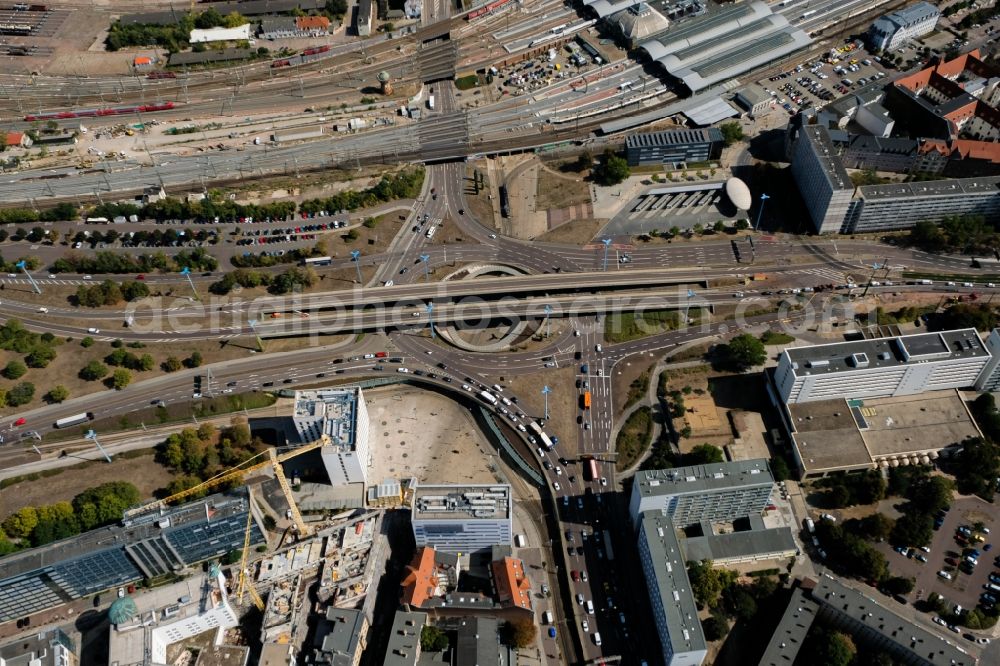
236, 494, 266, 611
124, 435, 331, 520
269, 447, 311, 536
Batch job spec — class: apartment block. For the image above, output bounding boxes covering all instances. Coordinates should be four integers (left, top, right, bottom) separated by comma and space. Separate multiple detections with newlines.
629, 460, 774, 524
775, 329, 990, 404
789, 124, 855, 233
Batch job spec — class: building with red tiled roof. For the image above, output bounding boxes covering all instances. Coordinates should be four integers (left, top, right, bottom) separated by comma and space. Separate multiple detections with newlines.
295, 15, 329, 35
399, 547, 460, 609
4, 131, 31, 148
490, 556, 532, 611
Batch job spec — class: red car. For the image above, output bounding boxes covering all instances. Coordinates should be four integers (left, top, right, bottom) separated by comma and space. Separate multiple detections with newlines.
136, 274, 145, 280
375, 352, 388, 358
13, 417, 26, 426
571, 570, 580, 582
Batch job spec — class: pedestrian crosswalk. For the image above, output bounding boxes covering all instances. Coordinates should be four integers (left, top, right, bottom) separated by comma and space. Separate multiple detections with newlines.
792, 268, 845, 283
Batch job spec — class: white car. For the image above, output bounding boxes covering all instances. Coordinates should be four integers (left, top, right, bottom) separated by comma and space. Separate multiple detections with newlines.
600, 477, 607, 486
88, 327, 100, 334
553, 481, 561, 491
581, 620, 589, 632
938, 570, 953, 580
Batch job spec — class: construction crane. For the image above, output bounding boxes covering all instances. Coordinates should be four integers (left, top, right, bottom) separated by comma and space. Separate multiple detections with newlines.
269, 447, 310, 536
123, 434, 331, 520
236, 494, 266, 611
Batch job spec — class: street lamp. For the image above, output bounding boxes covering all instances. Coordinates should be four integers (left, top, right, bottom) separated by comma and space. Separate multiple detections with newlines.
754, 193, 770, 232
180, 266, 199, 301
248, 318, 265, 352
426, 302, 435, 339
601, 237, 612, 271
84, 429, 112, 464
543, 304, 552, 339
350, 250, 362, 283
420, 254, 431, 282
15, 260, 40, 295
541, 385, 551, 421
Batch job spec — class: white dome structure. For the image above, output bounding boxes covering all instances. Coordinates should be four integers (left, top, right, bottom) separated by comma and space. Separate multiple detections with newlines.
725, 177, 752, 211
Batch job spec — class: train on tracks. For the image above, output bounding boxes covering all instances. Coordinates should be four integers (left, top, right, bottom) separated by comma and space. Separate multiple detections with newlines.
466, 0, 516, 20
270, 44, 332, 69
23, 101, 175, 122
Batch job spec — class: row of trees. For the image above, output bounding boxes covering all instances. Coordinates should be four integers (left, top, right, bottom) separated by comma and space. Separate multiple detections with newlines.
686, 561, 785, 643
74, 279, 150, 307
209, 266, 319, 295
51, 248, 216, 275
105, 8, 248, 52
908, 216, 996, 254
230, 243, 328, 269
298, 169, 425, 215
813, 470, 887, 509
1, 481, 140, 552
0, 203, 77, 226
0, 320, 60, 405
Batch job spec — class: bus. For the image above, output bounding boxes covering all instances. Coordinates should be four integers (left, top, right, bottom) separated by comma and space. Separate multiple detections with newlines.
499, 185, 510, 218
54, 412, 93, 429
479, 390, 498, 405
85, 217, 109, 224
582, 390, 591, 409
302, 256, 333, 267
583, 455, 598, 481
603, 530, 614, 561
425, 224, 437, 239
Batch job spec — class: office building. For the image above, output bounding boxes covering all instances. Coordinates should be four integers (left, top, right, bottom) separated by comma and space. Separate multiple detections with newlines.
638, 511, 708, 666
0, 629, 76, 666
292, 387, 370, 486
760, 576, 974, 666
789, 124, 855, 234
625, 128, 724, 167
774, 329, 990, 404
845, 176, 1000, 232
976, 328, 1000, 391
382, 610, 427, 666
108, 570, 240, 666
629, 459, 773, 524
411, 484, 512, 554
867, 2, 939, 52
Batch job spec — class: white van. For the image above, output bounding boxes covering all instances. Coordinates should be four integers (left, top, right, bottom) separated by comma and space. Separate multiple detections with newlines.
543, 610, 553, 624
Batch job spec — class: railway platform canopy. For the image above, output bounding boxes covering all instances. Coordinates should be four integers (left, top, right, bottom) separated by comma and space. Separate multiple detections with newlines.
637, 1, 812, 93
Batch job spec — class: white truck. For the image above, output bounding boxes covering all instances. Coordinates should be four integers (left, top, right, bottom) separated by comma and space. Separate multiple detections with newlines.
514, 534, 527, 547
428, 95, 435, 110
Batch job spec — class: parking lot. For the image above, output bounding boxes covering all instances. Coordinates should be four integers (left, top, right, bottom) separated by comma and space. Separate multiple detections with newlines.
877, 496, 998, 627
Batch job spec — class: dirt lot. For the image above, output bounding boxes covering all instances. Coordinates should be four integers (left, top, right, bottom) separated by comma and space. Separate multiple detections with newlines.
535, 165, 591, 211
0, 450, 173, 515
464, 163, 499, 232
533, 218, 605, 246
366, 385, 499, 484
504, 365, 579, 451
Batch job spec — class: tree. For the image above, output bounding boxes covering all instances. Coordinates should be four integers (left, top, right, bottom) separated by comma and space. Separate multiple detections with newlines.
45, 385, 69, 403
891, 512, 933, 548
25, 345, 56, 368
701, 613, 730, 641
2, 506, 38, 539
804, 629, 856, 666
325, 0, 348, 15
7, 382, 34, 406
503, 618, 537, 648
162, 356, 182, 372
593, 149, 630, 186
687, 560, 736, 609
80, 360, 109, 381
111, 368, 132, 390
3, 360, 26, 379
954, 437, 1000, 500
723, 585, 758, 620
719, 333, 767, 371
420, 625, 449, 651
80, 336, 95, 348
713, 220, 726, 233
882, 576, 915, 596
222, 548, 242, 565
720, 121, 744, 146
771, 456, 791, 481
576, 150, 594, 171
185, 351, 203, 368
685, 444, 724, 465
139, 354, 155, 371
72, 481, 140, 531
858, 513, 894, 542
735, 218, 750, 230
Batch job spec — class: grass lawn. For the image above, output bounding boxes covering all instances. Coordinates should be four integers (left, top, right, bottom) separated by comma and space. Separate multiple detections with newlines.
615, 406, 653, 471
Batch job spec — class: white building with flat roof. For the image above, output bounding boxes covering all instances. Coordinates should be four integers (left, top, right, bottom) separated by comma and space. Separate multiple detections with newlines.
411, 484, 512, 554
775, 329, 990, 404
292, 387, 370, 486
189, 24, 252, 43
868, 2, 939, 52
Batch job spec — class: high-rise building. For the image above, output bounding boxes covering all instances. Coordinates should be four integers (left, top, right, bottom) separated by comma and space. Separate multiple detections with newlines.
637, 511, 708, 666
790, 125, 855, 233
976, 328, 1000, 391
292, 387, 370, 486
774, 329, 990, 404
629, 460, 774, 524
0, 628, 76, 666
411, 484, 512, 554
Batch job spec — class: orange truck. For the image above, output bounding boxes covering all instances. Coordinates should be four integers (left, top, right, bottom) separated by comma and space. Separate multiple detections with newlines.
583, 390, 592, 409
